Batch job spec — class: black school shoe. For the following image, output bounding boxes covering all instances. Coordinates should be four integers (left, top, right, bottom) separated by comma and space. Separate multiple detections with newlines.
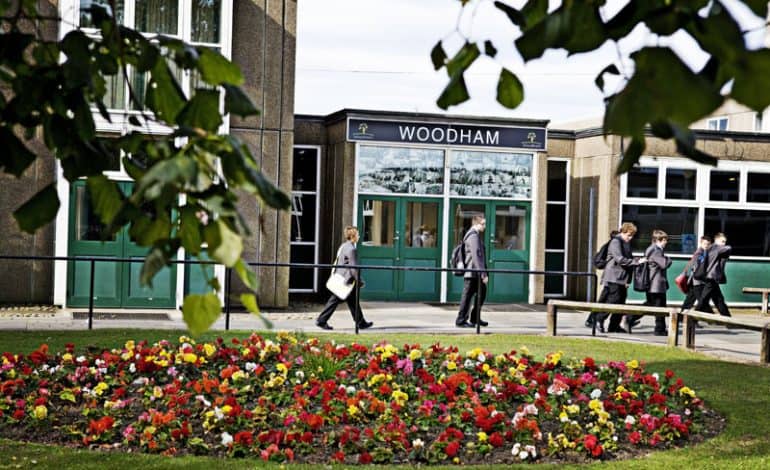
472, 320, 489, 327
316, 322, 333, 330
654, 330, 668, 336
456, 322, 474, 328
357, 321, 374, 330
607, 326, 627, 333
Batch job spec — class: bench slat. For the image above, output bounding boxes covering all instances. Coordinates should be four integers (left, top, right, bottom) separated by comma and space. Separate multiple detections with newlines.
548, 300, 674, 316
679, 309, 770, 331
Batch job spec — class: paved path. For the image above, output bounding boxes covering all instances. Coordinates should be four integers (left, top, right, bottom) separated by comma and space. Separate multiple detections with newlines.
0, 303, 766, 365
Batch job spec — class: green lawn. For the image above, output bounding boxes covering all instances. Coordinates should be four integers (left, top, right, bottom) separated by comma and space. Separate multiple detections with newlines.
1, 329, 769, 469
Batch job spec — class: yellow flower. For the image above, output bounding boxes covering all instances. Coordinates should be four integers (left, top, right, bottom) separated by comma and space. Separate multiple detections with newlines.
348, 404, 359, 416
125, 340, 135, 350
482, 363, 490, 372
679, 386, 696, 398
231, 370, 247, 382
589, 399, 603, 411
547, 351, 562, 366
446, 361, 457, 371
409, 349, 422, 361
519, 346, 530, 356
627, 359, 639, 369
203, 343, 216, 357
276, 363, 288, 375
93, 382, 109, 396
477, 431, 488, 442
62, 353, 73, 363
486, 369, 498, 378
222, 405, 232, 415
32, 405, 47, 420
566, 404, 580, 415
178, 335, 194, 345
391, 390, 409, 406
182, 353, 197, 363
368, 373, 387, 387
153, 386, 163, 399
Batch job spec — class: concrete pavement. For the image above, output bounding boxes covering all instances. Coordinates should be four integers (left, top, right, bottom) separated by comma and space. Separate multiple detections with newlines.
0, 302, 767, 365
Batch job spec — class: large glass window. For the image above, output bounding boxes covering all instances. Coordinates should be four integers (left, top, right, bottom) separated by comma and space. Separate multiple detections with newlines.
547, 160, 567, 201
493, 204, 526, 250
665, 168, 697, 200
747, 172, 770, 203
545, 205, 566, 250
361, 200, 396, 247
452, 203, 484, 247
710, 170, 740, 201
75, 186, 117, 241
546, 160, 568, 296
290, 147, 319, 292
450, 151, 532, 198
704, 209, 770, 257
626, 167, 658, 198
405, 202, 439, 248
621, 205, 698, 254
358, 146, 444, 195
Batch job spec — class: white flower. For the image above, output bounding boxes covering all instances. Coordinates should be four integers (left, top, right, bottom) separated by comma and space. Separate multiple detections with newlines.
613, 435, 618, 442
534, 392, 541, 400
412, 438, 425, 449
590, 388, 602, 399
245, 362, 257, 372
220, 432, 233, 446
464, 359, 475, 369
652, 372, 659, 381
346, 386, 356, 395
195, 395, 211, 407
295, 370, 305, 380
512, 442, 521, 455
519, 451, 529, 460
128, 363, 136, 374
477, 353, 486, 363
525, 445, 537, 457
214, 407, 224, 420
523, 403, 538, 415
76, 355, 86, 363
685, 408, 691, 416
625, 415, 636, 425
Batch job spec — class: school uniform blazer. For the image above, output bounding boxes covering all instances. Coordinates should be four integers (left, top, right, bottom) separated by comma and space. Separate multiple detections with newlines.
334, 241, 361, 284
705, 244, 732, 284
644, 244, 672, 294
463, 228, 488, 279
601, 236, 637, 286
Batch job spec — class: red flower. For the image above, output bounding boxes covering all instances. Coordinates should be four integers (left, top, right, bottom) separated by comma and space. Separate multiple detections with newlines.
445, 440, 460, 457
358, 452, 373, 464
583, 434, 598, 450
489, 432, 504, 448
332, 451, 345, 462
234, 431, 254, 446
88, 416, 115, 436
628, 431, 641, 444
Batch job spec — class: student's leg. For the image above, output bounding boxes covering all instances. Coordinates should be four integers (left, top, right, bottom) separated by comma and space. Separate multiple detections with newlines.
469, 281, 488, 324
606, 284, 627, 331
456, 278, 477, 325
317, 294, 342, 326
697, 282, 717, 313
592, 286, 610, 326
344, 284, 367, 325
650, 292, 667, 333
711, 285, 731, 317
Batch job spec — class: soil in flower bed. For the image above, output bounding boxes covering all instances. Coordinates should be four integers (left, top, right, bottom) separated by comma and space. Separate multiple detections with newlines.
0, 333, 724, 464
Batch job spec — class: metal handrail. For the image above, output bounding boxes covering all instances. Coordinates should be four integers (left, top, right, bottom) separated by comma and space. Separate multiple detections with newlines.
0, 254, 598, 333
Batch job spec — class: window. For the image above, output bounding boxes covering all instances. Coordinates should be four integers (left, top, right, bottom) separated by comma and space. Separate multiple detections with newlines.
756, 112, 764, 132
665, 168, 697, 200
358, 146, 444, 195
289, 147, 320, 292
708, 117, 729, 131
545, 160, 568, 296
450, 151, 532, 198
73, 0, 231, 113
704, 209, 770, 257
626, 167, 658, 198
709, 170, 740, 201
747, 172, 770, 203
622, 205, 698, 254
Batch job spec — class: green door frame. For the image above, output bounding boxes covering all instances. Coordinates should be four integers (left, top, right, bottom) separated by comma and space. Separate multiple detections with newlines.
67, 181, 177, 308
447, 199, 531, 303
356, 195, 442, 301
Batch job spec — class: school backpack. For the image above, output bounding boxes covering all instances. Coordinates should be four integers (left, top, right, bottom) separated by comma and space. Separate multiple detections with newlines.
450, 231, 472, 276
632, 263, 651, 292
592, 239, 612, 269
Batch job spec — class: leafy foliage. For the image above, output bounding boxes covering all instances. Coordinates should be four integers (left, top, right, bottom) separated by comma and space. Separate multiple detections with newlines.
439, 0, 770, 170
0, 3, 290, 330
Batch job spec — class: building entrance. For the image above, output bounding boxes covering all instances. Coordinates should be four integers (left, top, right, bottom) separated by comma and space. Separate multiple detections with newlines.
356, 196, 443, 301
447, 199, 530, 302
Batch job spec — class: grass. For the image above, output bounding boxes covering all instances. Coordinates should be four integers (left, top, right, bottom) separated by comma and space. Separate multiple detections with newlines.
1, 329, 769, 469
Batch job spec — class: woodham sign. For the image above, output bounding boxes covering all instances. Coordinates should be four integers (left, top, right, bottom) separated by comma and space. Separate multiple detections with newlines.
347, 118, 546, 151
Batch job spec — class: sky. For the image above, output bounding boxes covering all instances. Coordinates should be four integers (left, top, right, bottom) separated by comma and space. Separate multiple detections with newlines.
294, 0, 769, 125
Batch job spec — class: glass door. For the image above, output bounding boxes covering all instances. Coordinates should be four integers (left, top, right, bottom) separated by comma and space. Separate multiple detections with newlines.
488, 202, 530, 302
357, 196, 442, 301
447, 201, 487, 302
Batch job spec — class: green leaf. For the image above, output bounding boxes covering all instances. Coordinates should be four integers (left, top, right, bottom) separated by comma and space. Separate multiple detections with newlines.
182, 293, 221, 336
494, 1, 524, 27
139, 247, 168, 287
437, 73, 470, 110
86, 175, 123, 225
651, 121, 718, 166
743, 0, 769, 17
145, 60, 186, 122
176, 90, 223, 132
595, 64, 620, 92
197, 47, 243, 86
520, 0, 549, 28
59, 390, 76, 403
253, 170, 291, 210
0, 127, 36, 177
204, 218, 243, 267
129, 214, 172, 247
430, 41, 447, 70
13, 183, 60, 233
483, 40, 497, 58
240, 293, 272, 328
617, 137, 645, 174
179, 206, 203, 254
234, 259, 258, 291
445, 42, 480, 77
516, 2, 606, 61
222, 84, 260, 117
731, 50, 770, 112
496, 68, 524, 109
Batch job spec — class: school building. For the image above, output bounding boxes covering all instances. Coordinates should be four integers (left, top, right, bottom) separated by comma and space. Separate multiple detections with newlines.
1, 1, 769, 309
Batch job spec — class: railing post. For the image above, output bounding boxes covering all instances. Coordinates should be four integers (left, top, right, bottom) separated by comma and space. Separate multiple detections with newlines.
88, 258, 95, 331
761, 328, 770, 364
546, 301, 556, 336
225, 267, 232, 331
668, 310, 680, 347
475, 274, 481, 335
355, 267, 361, 335
683, 313, 696, 350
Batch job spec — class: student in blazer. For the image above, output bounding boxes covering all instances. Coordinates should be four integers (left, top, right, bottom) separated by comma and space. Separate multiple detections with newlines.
455, 215, 489, 328
316, 226, 374, 330
598, 222, 646, 333
697, 232, 733, 317
644, 229, 673, 336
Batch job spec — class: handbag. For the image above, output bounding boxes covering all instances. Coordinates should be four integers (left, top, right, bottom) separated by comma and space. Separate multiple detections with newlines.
326, 246, 355, 300
674, 272, 689, 294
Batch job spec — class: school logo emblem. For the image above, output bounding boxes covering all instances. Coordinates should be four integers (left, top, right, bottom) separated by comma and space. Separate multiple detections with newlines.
521, 130, 542, 148
351, 121, 375, 139
527, 132, 536, 143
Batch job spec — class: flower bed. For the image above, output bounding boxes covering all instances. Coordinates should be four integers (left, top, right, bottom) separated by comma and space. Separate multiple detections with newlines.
0, 333, 717, 464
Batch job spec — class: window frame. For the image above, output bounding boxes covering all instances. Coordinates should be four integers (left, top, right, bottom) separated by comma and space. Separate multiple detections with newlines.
544, 157, 570, 298
289, 145, 322, 293
620, 156, 770, 260
707, 116, 729, 131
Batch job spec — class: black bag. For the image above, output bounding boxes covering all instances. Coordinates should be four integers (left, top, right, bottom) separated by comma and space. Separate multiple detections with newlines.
633, 263, 651, 292
692, 254, 708, 281
450, 232, 471, 276
592, 239, 612, 269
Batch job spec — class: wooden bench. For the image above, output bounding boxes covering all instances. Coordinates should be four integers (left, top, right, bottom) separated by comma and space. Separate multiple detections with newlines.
546, 299, 678, 344
743, 287, 770, 315
676, 309, 770, 364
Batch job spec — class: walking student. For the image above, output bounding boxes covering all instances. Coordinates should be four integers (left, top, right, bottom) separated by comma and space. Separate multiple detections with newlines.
316, 226, 374, 330
697, 232, 732, 317
455, 215, 489, 328
644, 229, 672, 336
680, 235, 712, 312
598, 222, 646, 333
586, 229, 619, 333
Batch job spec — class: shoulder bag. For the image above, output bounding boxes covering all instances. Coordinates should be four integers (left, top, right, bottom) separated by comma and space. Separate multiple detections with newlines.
326, 245, 355, 300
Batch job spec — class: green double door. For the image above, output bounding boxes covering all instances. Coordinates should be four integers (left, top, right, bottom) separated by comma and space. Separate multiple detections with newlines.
357, 196, 443, 301
67, 181, 177, 308
447, 200, 531, 303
